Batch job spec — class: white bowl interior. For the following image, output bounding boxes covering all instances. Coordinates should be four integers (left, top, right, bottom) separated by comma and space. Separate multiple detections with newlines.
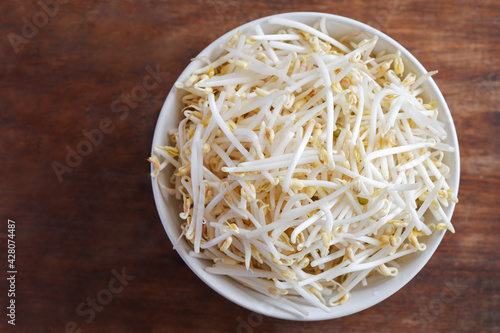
151, 12, 460, 321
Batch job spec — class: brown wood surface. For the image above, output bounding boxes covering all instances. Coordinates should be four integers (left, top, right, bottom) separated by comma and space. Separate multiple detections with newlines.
1, 0, 499, 332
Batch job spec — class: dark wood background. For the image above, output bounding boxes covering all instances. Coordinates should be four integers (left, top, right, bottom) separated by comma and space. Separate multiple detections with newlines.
1, 0, 499, 332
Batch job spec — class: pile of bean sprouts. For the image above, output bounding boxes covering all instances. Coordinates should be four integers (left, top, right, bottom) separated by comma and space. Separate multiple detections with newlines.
149, 17, 458, 315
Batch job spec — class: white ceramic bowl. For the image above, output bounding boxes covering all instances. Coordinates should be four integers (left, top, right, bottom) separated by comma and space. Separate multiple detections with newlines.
151, 12, 460, 321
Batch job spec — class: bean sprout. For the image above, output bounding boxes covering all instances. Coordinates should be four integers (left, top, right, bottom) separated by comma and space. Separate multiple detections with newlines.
150, 18, 458, 314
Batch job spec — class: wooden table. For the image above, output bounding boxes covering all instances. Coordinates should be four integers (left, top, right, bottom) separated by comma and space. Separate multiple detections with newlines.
1, 1, 499, 332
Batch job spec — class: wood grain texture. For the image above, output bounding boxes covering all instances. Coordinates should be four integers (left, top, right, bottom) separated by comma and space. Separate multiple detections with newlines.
0, 0, 499, 332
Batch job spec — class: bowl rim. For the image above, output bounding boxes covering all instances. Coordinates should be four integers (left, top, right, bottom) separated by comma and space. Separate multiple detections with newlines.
150, 11, 460, 321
